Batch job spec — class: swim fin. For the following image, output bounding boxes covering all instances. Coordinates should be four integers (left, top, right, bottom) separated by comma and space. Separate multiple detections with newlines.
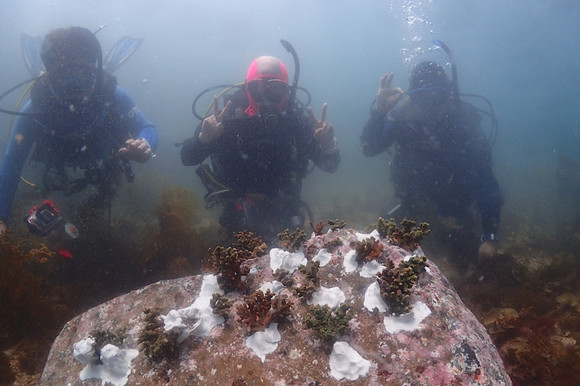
20, 33, 142, 76
20, 33, 45, 76
103, 36, 143, 74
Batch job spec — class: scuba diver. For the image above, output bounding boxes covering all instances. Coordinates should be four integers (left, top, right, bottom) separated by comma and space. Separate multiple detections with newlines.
0, 26, 159, 235
360, 45, 502, 265
181, 50, 340, 244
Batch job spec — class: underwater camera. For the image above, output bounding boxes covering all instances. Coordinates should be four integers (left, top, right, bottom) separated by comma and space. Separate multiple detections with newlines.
25, 200, 63, 236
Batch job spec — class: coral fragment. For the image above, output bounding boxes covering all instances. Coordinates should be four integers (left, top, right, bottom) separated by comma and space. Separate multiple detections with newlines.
236, 289, 293, 333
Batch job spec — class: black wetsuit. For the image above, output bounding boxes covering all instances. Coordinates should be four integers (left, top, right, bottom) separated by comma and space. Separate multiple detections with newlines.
361, 95, 502, 257
181, 89, 340, 241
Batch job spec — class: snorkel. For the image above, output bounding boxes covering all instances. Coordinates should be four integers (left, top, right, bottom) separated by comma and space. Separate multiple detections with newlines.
280, 39, 300, 110
432, 40, 459, 106
432, 39, 498, 146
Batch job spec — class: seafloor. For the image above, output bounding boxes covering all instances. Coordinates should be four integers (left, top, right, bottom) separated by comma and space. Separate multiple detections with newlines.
1, 189, 579, 385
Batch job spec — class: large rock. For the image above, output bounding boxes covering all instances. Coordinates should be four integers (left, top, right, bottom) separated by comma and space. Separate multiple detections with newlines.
41, 228, 511, 385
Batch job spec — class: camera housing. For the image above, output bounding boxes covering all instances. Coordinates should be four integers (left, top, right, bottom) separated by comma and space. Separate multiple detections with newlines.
25, 200, 62, 236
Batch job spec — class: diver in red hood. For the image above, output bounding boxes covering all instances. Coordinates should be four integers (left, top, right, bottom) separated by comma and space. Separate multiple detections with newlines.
181, 55, 340, 244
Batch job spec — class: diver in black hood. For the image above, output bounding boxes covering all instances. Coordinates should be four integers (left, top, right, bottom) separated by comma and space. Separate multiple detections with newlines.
360, 54, 502, 265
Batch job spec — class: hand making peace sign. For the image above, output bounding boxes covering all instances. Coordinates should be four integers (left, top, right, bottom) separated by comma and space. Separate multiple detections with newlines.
309, 103, 337, 152
198, 96, 232, 144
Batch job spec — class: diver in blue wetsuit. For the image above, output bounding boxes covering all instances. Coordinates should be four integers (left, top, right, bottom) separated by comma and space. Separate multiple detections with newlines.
0, 27, 158, 234
360, 61, 502, 263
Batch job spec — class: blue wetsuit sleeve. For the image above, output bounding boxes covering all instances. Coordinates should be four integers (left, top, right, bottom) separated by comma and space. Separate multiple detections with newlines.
0, 102, 37, 222
115, 86, 159, 151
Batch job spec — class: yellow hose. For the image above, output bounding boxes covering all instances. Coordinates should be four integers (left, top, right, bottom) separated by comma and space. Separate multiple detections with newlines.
7, 80, 38, 187
202, 83, 243, 119
19, 176, 36, 187
7, 79, 37, 140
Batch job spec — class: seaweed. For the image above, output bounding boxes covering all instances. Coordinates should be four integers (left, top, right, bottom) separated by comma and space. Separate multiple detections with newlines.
236, 289, 293, 333
154, 187, 199, 258
376, 255, 428, 315
485, 306, 580, 385
375, 217, 430, 251
0, 235, 73, 352
304, 303, 352, 341
277, 228, 307, 252
137, 308, 179, 364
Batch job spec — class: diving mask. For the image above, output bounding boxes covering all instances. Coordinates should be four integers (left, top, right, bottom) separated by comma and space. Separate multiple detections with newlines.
408, 86, 450, 108
47, 63, 99, 101
247, 78, 288, 105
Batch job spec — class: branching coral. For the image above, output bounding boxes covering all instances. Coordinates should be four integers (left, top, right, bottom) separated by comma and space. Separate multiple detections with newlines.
236, 289, 293, 333
376, 255, 428, 315
295, 261, 321, 299
277, 228, 307, 252
322, 238, 343, 251
375, 217, 430, 251
310, 221, 326, 236
327, 219, 346, 231
138, 308, 179, 363
353, 237, 384, 264
207, 232, 266, 292
304, 303, 352, 341
300, 260, 320, 283
210, 293, 232, 320
274, 269, 294, 288
295, 282, 316, 299
232, 231, 267, 259
90, 329, 127, 364
208, 246, 251, 292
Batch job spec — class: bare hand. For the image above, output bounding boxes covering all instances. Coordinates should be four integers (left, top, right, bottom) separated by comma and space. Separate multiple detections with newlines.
478, 241, 497, 261
118, 138, 152, 163
376, 72, 403, 113
199, 96, 232, 144
309, 103, 336, 151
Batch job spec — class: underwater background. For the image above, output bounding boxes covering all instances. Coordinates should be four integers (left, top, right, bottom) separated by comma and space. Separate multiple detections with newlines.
1, 0, 580, 384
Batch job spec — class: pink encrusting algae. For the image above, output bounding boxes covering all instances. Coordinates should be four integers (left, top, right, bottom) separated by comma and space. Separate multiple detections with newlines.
41, 227, 511, 385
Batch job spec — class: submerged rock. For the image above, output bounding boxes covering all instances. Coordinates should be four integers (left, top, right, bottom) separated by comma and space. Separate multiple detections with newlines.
41, 228, 511, 385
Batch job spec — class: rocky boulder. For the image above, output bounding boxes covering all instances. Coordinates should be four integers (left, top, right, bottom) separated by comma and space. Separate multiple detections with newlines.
41, 228, 511, 385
